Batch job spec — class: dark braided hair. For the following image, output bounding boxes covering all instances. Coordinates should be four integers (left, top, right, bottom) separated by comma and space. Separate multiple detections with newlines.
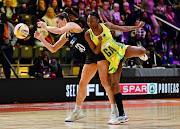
88, 12, 102, 23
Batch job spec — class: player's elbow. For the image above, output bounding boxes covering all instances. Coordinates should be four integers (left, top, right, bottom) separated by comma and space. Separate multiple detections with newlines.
139, 46, 146, 55
94, 52, 99, 54
50, 46, 57, 53
51, 50, 56, 53
94, 50, 100, 55
121, 27, 127, 32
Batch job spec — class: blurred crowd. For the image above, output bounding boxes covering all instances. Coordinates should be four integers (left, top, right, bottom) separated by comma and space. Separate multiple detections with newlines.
0, 0, 180, 69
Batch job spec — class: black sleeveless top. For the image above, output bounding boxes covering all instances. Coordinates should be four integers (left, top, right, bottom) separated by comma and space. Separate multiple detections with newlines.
66, 31, 106, 64
66, 31, 95, 56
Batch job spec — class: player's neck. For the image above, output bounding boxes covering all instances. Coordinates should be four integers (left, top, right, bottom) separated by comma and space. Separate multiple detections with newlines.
91, 24, 100, 31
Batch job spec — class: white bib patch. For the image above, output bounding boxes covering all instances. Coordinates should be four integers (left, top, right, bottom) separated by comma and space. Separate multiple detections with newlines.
101, 42, 110, 49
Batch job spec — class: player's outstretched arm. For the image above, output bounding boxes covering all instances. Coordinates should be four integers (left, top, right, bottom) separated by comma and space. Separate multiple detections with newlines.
34, 31, 68, 53
104, 22, 145, 32
84, 31, 102, 54
37, 21, 72, 35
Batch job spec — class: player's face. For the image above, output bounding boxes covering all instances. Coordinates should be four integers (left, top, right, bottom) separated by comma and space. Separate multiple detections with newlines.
87, 15, 98, 28
56, 18, 65, 28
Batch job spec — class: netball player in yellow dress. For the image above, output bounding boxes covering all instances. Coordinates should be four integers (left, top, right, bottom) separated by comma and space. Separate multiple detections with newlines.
85, 12, 149, 124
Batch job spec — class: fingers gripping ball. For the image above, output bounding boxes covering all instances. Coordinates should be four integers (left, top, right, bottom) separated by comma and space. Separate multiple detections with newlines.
14, 23, 29, 39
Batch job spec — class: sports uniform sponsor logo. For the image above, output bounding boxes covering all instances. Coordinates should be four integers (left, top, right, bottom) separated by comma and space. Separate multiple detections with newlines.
70, 37, 86, 52
119, 83, 157, 95
158, 83, 179, 94
75, 43, 86, 53
70, 37, 77, 45
69, 33, 74, 37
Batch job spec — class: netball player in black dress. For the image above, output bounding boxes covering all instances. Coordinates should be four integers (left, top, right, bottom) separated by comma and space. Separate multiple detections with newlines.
34, 12, 119, 124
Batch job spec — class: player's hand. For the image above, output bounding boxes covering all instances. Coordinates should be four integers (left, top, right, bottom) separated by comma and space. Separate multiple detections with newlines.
34, 31, 43, 40
138, 21, 145, 28
37, 21, 47, 29
98, 36, 102, 44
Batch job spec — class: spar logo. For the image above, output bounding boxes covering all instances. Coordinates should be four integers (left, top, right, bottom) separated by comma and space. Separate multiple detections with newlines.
119, 83, 157, 95
149, 84, 156, 93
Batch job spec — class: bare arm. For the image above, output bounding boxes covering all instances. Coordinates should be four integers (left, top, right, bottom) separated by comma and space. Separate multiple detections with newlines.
46, 25, 72, 35
84, 31, 102, 54
37, 21, 73, 35
104, 22, 145, 32
34, 31, 68, 53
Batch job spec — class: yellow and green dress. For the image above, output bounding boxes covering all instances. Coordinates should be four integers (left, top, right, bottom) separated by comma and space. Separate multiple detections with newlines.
88, 23, 129, 74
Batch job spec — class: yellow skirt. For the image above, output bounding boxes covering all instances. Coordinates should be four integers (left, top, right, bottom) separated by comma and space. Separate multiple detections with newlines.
108, 44, 129, 74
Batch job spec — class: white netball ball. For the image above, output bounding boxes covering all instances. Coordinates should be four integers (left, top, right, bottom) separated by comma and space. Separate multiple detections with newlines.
14, 23, 29, 39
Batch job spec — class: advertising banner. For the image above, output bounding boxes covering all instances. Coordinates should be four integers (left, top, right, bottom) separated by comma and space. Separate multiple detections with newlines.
119, 83, 157, 95
0, 77, 179, 104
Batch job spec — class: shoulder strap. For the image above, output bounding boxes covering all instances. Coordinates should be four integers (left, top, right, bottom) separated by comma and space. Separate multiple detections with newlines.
88, 28, 94, 39
65, 32, 69, 41
100, 23, 108, 29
